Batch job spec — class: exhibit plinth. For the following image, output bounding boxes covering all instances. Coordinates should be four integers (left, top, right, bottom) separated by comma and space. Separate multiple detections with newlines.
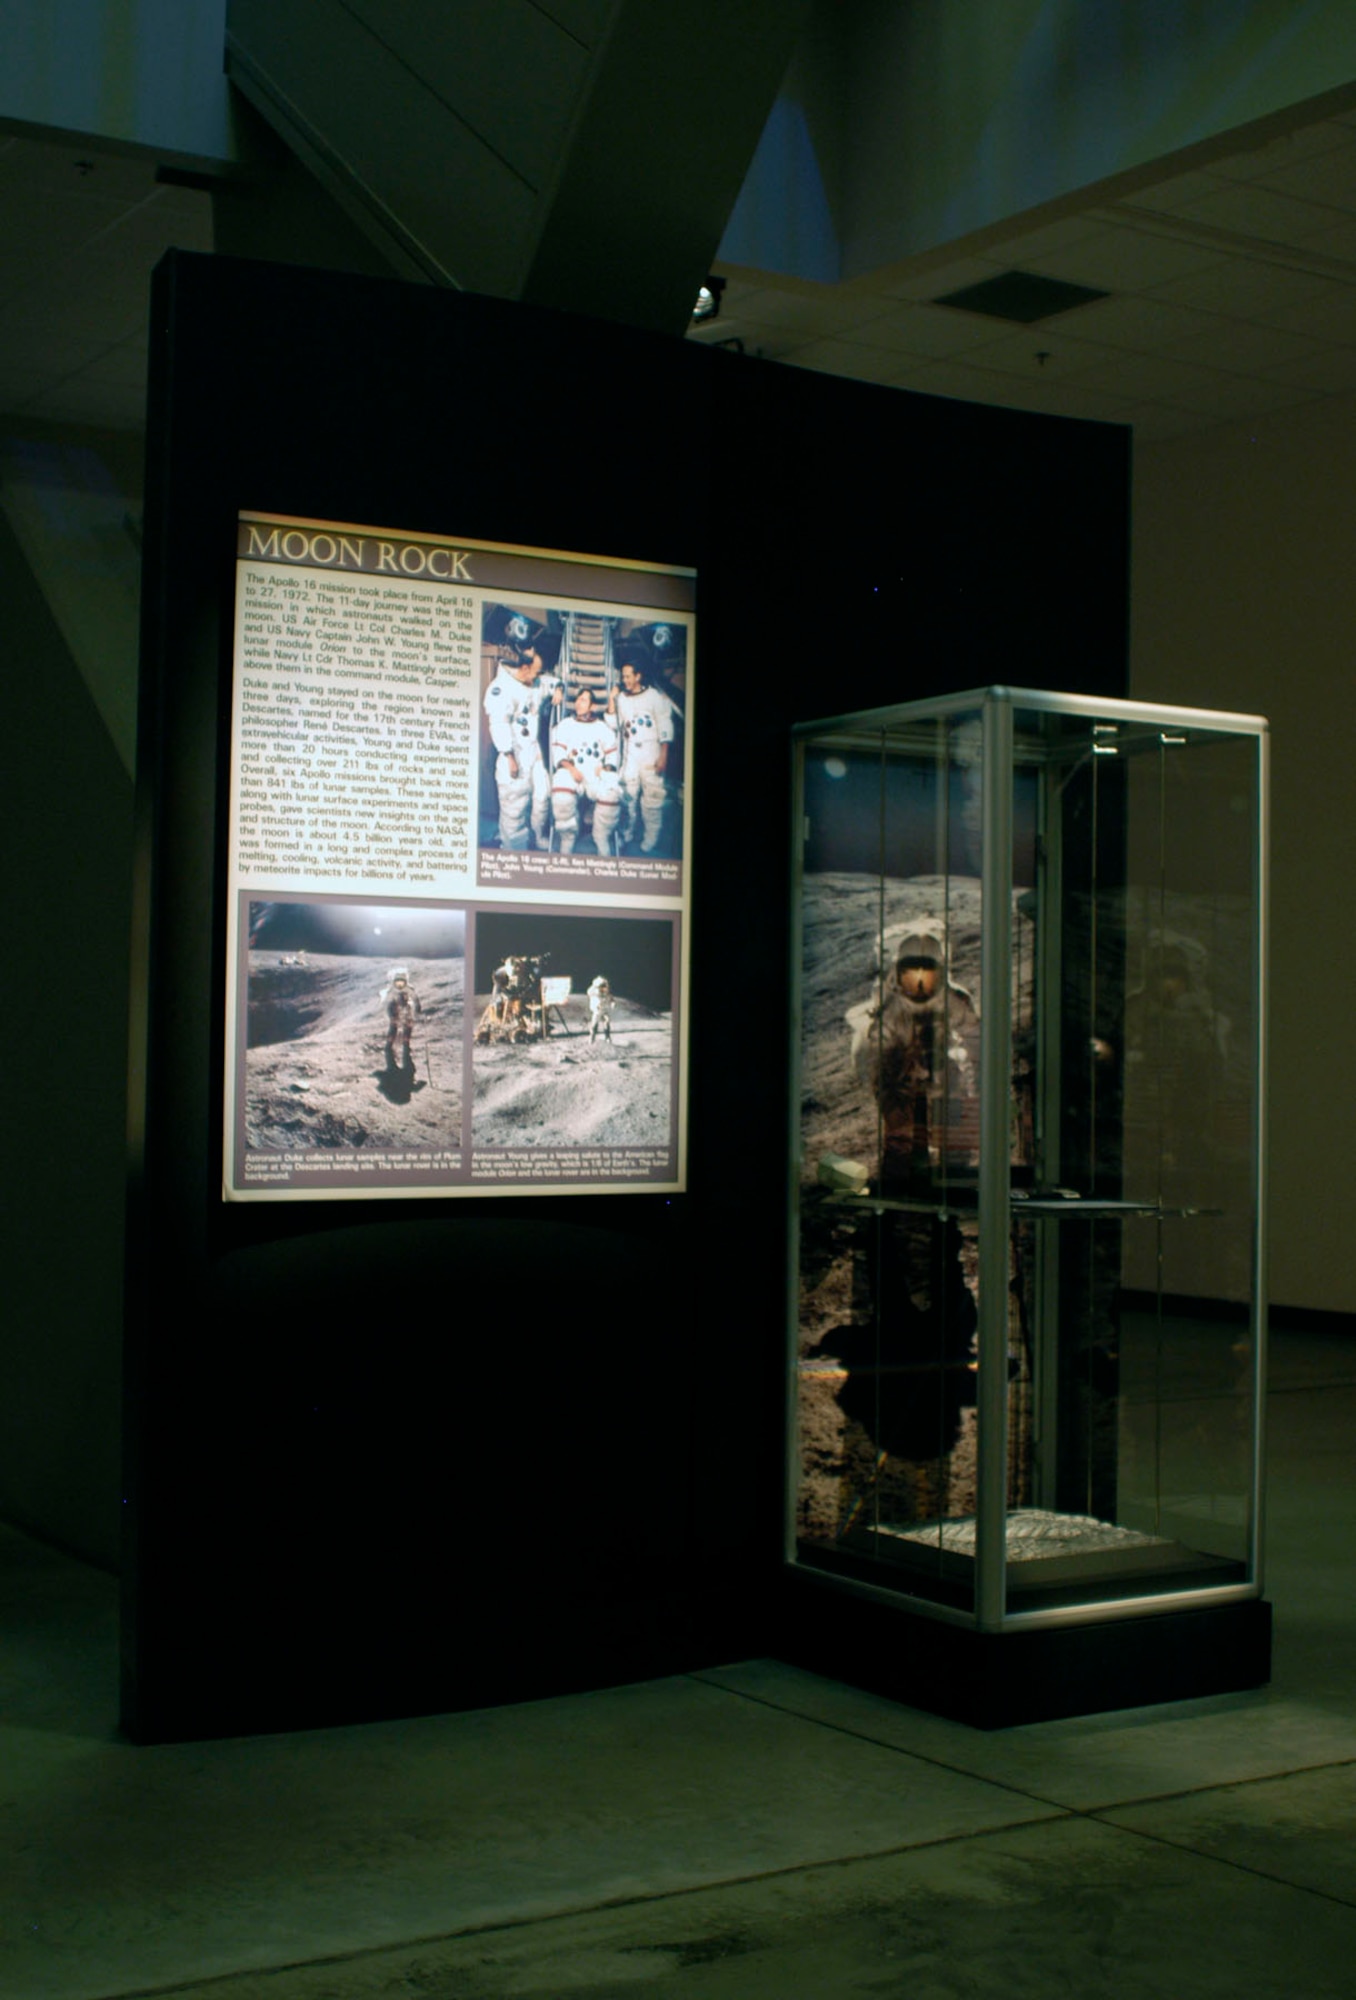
778, 1569, 1272, 1729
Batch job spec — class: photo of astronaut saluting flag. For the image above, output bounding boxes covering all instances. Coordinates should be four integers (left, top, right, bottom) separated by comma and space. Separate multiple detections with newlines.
469, 908, 678, 1165
478, 600, 687, 868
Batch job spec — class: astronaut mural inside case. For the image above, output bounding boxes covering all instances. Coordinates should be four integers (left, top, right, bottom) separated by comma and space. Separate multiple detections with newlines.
794, 730, 1040, 1554
848, 924, 981, 1187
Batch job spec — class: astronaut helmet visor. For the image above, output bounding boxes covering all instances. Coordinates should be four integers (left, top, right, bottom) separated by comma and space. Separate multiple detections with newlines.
896, 955, 941, 999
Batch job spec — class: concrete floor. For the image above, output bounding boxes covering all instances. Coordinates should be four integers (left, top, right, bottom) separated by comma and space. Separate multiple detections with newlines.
5, 1328, 1356, 1999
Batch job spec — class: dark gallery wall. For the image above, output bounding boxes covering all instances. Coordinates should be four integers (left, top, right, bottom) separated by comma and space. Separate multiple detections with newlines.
0, 510, 130, 1569
125, 253, 1130, 1739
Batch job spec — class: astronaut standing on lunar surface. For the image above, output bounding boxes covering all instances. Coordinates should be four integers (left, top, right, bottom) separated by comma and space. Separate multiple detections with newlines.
381, 966, 421, 1071
483, 636, 562, 850
586, 973, 613, 1043
849, 925, 981, 1185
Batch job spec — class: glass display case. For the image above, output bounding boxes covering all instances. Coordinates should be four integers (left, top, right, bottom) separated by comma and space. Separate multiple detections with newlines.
789, 687, 1269, 1714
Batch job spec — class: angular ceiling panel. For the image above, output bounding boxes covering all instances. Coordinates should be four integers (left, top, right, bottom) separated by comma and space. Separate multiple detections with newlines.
340, 0, 594, 192
227, 0, 539, 290
226, 0, 810, 330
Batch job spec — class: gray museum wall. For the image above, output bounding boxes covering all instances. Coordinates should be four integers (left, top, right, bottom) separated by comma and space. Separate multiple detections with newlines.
1132, 386, 1356, 1315
0, 505, 130, 1568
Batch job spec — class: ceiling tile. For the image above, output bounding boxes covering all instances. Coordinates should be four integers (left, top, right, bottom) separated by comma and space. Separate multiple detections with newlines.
25, 375, 146, 425
731, 286, 870, 333
1294, 214, 1356, 264
1166, 180, 1350, 243
784, 338, 910, 386
1124, 402, 1209, 441
881, 356, 1053, 412
151, 185, 217, 228
1021, 219, 1221, 291
1168, 319, 1332, 376
0, 140, 155, 202
1136, 363, 1316, 422
1048, 291, 1221, 354
695, 312, 819, 360
0, 325, 114, 373
1246, 274, 1356, 340
1151, 260, 1339, 319
936, 326, 1124, 381
873, 255, 1005, 303
983, 215, 1101, 264
958, 374, 1073, 414
1016, 382, 1139, 426
1069, 351, 1256, 407
1205, 120, 1356, 180
1222, 139, 1356, 215
1169, 374, 1319, 421
1246, 345, 1356, 394
1124, 168, 1230, 216
843, 304, 1012, 359
0, 189, 131, 257
14, 282, 146, 345
0, 367, 56, 415
77, 341, 152, 390
82, 225, 199, 279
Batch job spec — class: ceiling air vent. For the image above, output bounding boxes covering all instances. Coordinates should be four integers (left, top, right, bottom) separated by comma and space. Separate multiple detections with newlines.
932, 271, 1109, 323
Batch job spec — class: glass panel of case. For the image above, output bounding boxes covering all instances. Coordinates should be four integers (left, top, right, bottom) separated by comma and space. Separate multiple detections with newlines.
792, 691, 1264, 1626
795, 710, 992, 1614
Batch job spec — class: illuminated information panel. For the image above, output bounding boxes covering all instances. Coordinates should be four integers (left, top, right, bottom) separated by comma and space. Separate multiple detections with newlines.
223, 512, 693, 1200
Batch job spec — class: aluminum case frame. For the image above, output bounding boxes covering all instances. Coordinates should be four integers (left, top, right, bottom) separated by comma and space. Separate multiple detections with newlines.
786, 686, 1269, 1713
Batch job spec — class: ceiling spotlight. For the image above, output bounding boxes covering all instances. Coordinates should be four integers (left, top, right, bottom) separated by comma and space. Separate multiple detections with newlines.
692, 276, 725, 323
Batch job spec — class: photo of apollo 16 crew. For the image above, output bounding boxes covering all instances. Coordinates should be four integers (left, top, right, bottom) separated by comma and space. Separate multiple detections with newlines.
479, 601, 685, 860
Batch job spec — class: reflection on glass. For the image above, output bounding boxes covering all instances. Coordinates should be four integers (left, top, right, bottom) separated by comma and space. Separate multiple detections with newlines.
792, 694, 1263, 1624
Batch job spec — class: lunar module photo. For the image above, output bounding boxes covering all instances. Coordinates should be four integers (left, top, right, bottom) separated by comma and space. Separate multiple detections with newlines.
788, 687, 1270, 1723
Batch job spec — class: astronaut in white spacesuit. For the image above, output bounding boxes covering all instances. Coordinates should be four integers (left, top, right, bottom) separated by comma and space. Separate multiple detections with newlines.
586, 973, 614, 1043
482, 642, 562, 849
849, 925, 980, 1182
549, 687, 623, 854
610, 658, 675, 854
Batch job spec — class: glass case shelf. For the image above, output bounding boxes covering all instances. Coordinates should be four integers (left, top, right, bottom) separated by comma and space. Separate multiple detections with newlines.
824, 1191, 1219, 1220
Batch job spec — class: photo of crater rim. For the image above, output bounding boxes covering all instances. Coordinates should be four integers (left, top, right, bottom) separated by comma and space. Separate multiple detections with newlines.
470, 910, 676, 1153
242, 901, 464, 1157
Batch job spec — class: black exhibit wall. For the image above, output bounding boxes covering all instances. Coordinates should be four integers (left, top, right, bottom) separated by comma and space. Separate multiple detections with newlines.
126, 252, 1130, 1740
